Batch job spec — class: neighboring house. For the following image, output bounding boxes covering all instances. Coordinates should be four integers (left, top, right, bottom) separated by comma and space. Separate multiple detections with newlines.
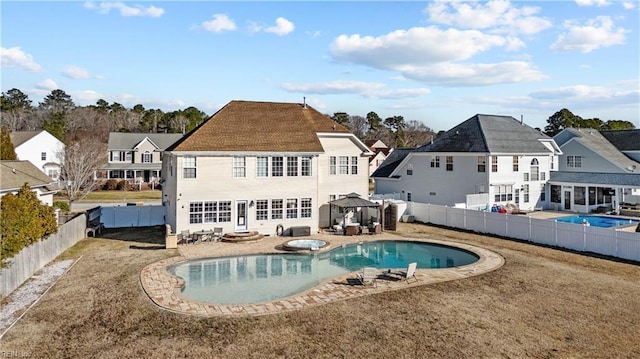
372, 114, 562, 212
600, 129, 640, 162
162, 100, 373, 235
550, 128, 640, 213
1, 160, 59, 206
10, 130, 64, 181
102, 132, 183, 183
364, 139, 393, 176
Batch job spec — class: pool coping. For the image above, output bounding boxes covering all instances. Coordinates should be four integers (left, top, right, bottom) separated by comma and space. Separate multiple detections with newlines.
140, 235, 505, 317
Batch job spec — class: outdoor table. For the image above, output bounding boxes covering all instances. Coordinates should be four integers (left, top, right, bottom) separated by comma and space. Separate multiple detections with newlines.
345, 223, 360, 236
192, 230, 213, 243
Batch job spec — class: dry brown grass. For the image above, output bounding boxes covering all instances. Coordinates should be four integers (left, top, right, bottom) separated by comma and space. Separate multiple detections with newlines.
1, 223, 639, 358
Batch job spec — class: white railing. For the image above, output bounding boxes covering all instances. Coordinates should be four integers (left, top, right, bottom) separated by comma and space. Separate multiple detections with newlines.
406, 202, 640, 262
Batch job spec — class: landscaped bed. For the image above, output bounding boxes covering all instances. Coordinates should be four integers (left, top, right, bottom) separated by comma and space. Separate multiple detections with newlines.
0, 223, 639, 358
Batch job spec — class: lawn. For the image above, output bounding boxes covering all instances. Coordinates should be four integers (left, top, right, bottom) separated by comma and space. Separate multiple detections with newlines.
55, 190, 162, 203
0, 223, 639, 358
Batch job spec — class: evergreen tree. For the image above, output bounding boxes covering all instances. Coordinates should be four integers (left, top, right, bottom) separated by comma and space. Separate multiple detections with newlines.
1, 126, 17, 160
0, 184, 57, 267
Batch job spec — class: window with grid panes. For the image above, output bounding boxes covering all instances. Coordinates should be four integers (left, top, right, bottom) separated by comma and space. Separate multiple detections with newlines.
256, 200, 268, 220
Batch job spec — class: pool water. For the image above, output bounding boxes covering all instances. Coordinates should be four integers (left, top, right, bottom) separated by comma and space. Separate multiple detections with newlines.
168, 240, 479, 305
555, 215, 638, 228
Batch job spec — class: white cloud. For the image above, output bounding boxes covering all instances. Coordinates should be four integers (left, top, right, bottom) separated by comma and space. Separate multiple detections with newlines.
250, 17, 295, 36
264, 17, 295, 36
62, 65, 103, 80
575, 0, 610, 7
36, 79, 58, 91
550, 16, 628, 53
84, 2, 164, 17
397, 61, 546, 86
280, 80, 384, 94
279, 80, 430, 100
330, 27, 508, 68
622, 1, 635, 10
425, 0, 552, 35
363, 88, 431, 100
528, 83, 639, 108
328, 26, 542, 86
201, 14, 237, 33
0, 47, 42, 72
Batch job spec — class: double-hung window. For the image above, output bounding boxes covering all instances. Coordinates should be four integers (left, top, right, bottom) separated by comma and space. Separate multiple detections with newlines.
446, 156, 453, 171
256, 200, 268, 220
477, 156, 486, 172
491, 156, 498, 172
257, 156, 268, 177
272, 157, 283, 177
183, 157, 196, 178
513, 156, 519, 171
351, 156, 358, 175
329, 156, 336, 175
287, 157, 298, 176
339, 156, 349, 174
233, 157, 246, 178
301, 198, 312, 218
271, 199, 283, 219
431, 156, 440, 168
301, 156, 312, 176
286, 198, 298, 219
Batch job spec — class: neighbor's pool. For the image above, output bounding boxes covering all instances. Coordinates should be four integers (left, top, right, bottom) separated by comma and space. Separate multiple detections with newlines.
168, 240, 479, 305
556, 215, 638, 228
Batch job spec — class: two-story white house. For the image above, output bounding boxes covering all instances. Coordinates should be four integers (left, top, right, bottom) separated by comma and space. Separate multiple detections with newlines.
102, 132, 183, 184
365, 139, 393, 176
372, 114, 562, 212
10, 130, 64, 181
162, 100, 373, 235
550, 128, 640, 213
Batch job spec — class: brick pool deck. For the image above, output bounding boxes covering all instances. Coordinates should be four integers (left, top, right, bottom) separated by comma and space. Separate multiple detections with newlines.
140, 231, 505, 317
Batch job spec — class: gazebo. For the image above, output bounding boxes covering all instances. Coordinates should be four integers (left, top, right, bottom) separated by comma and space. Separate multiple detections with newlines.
328, 192, 382, 233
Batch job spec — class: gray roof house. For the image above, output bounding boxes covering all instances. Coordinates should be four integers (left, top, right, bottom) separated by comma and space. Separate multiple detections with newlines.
102, 132, 183, 183
372, 114, 561, 212
1, 160, 59, 206
551, 128, 640, 213
600, 129, 640, 162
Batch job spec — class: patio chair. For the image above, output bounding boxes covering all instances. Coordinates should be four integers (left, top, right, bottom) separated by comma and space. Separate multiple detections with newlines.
390, 262, 418, 283
178, 230, 193, 244
356, 267, 378, 287
212, 227, 223, 241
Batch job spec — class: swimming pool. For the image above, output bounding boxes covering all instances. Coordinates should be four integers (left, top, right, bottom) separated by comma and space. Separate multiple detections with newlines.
555, 215, 638, 228
168, 240, 479, 305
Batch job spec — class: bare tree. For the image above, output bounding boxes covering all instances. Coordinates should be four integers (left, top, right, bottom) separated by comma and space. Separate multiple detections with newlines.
348, 115, 368, 140
59, 135, 107, 203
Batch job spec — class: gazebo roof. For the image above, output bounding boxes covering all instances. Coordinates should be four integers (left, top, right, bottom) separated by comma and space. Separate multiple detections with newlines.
329, 192, 380, 208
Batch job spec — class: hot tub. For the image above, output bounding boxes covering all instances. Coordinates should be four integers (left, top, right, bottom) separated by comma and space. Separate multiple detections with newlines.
282, 239, 329, 251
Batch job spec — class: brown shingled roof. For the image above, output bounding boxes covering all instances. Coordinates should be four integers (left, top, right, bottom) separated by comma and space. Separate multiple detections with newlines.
1, 160, 56, 191
167, 100, 350, 152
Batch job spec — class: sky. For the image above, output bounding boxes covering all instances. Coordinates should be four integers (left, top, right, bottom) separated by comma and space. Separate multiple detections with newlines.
2, 0, 639, 132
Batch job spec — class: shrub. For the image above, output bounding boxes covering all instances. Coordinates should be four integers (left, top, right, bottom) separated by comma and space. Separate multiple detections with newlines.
116, 180, 128, 191
54, 201, 70, 212
1, 184, 58, 267
104, 179, 119, 190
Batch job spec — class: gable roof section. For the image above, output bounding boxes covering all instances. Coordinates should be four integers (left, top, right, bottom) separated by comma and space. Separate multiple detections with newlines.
555, 128, 639, 172
10, 131, 43, 147
1, 160, 56, 192
600, 129, 640, 151
371, 148, 412, 178
108, 133, 183, 150
167, 100, 350, 152
415, 114, 551, 154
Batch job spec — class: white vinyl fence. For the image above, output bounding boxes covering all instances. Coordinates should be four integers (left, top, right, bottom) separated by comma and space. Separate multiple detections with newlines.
0, 214, 86, 297
100, 205, 165, 228
406, 202, 640, 262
